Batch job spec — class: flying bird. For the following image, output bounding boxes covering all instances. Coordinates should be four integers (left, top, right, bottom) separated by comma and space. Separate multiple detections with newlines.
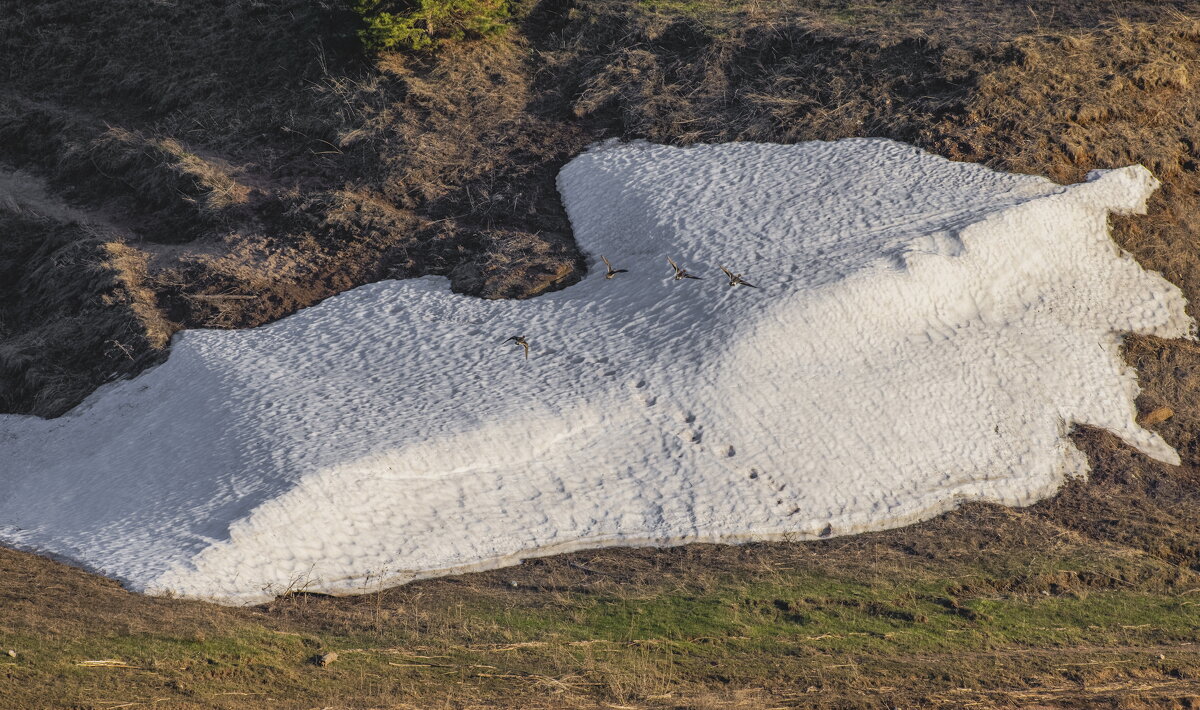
720, 265, 757, 288
600, 255, 628, 279
503, 336, 530, 359
667, 256, 702, 280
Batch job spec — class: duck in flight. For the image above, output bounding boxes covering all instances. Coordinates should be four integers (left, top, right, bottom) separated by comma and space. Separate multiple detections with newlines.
601, 255, 628, 279
720, 265, 757, 288
667, 256, 702, 280
503, 336, 530, 359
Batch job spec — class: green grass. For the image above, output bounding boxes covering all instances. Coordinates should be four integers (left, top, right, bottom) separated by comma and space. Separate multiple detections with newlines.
493, 574, 1200, 653
6, 0, 1200, 706
4, 556, 1200, 708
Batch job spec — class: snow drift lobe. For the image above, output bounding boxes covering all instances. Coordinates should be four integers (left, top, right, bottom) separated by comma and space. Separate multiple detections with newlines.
0, 138, 1191, 604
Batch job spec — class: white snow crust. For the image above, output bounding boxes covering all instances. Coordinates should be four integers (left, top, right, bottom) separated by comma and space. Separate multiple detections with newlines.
0, 138, 1191, 604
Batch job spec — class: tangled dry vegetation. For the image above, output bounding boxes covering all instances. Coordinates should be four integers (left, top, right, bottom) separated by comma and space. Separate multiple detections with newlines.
5, 0, 1200, 706
3, 0, 1199, 417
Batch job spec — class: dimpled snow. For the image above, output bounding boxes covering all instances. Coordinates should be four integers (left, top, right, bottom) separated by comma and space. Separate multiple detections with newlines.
0, 138, 1191, 604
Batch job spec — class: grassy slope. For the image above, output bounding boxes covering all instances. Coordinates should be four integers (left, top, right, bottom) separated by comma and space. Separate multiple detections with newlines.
5, 0, 1200, 707
4, 505, 1200, 708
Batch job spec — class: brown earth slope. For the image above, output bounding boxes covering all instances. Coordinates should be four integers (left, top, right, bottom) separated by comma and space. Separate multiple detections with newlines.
5, 0, 1200, 707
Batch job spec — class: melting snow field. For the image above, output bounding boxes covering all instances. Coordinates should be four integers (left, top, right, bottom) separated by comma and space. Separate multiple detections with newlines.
0, 138, 1192, 604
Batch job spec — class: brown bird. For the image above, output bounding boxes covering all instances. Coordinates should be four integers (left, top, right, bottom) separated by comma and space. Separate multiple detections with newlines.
600, 255, 628, 279
720, 265, 757, 288
503, 336, 529, 359
667, 256, 702, 280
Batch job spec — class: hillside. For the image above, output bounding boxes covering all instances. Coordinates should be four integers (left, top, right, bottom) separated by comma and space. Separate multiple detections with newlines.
4, 0, 1200, 707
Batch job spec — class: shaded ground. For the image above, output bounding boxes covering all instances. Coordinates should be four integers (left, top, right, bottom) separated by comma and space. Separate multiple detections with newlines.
4, 0, 1200, 706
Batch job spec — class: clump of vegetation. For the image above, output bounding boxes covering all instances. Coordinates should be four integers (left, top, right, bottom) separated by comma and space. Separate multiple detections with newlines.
350, 0, 509, 51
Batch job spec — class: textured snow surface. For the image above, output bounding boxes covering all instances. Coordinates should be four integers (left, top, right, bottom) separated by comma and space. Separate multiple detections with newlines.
0, 138, 1192, 604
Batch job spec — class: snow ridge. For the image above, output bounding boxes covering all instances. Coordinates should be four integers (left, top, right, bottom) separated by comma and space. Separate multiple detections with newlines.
0, 138, 1190, 604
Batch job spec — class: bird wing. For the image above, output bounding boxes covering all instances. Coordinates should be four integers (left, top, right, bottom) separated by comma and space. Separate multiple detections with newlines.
601, 255, 612, 269
667, 256, 679, 272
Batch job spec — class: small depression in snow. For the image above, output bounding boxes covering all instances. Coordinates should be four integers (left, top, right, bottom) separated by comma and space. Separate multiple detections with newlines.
0, 138, 1191, 604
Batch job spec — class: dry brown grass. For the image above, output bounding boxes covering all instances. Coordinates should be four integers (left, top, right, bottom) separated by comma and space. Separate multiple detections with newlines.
5, 496, 1200, 708
0, 210, 172, 415
6, 1, 1200, 706
72, 127, 253, 236
923, 17, 1200, 310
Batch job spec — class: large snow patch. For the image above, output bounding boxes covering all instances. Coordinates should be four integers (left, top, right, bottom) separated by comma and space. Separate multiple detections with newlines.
0, 138, 1191, 604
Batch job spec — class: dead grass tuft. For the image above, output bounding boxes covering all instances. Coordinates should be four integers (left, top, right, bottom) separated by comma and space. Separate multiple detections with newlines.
69, 127, 252, 238
449, 228, 582, 298
0, 212, 173, 416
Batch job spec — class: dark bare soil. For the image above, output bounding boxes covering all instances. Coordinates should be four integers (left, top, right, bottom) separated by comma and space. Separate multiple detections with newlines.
4, 1, 1200, 707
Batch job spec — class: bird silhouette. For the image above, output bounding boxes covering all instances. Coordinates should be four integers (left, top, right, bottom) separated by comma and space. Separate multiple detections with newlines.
667, 256, 702, 280
601, 255, 628, 279
503, 336, 529, 359
720, 265, 757, 288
